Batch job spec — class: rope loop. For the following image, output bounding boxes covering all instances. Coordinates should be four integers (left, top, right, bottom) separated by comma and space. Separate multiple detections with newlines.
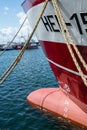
52, 0, 87, 86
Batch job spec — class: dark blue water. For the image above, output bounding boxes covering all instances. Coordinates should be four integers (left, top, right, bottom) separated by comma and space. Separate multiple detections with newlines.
0, 47, 84, 130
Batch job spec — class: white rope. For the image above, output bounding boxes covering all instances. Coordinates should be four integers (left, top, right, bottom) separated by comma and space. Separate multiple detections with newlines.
0, 17, 27, 57
52, 0, 87, 86
0, 0, 49, 84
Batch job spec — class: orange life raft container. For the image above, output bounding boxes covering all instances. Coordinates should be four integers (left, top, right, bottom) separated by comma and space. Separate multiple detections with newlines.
27, 88, 87, 129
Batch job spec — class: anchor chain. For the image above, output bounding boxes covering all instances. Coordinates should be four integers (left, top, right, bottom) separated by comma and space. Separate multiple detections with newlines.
52, 0, 87, 86
0, 0, 49, 84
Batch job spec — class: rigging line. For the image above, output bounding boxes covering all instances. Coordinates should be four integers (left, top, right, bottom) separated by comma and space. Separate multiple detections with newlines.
52, 0, 87, 86
0, 17, 27, 57
54, 0, 87, 71
0, 0, 49, 84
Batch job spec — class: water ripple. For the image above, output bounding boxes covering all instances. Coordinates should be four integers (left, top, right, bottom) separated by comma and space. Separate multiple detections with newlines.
0, 47, 85, 130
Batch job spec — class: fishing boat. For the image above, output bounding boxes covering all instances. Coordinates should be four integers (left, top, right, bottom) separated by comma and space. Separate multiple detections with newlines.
22, 0, 87, 128
13, 40, 38, 50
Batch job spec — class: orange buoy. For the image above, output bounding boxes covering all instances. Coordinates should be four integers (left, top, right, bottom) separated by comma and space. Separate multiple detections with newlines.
27, 87, 87, 129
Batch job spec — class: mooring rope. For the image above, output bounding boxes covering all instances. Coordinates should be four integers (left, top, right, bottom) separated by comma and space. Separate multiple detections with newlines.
0, 0, 49, 84
1, 0, 86, 86
52, 0, 87, 86
0, 17, 27, 57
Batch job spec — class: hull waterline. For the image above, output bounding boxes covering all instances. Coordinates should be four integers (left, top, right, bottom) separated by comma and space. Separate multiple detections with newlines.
27, 87, 87, 128
22, 0, 87, 128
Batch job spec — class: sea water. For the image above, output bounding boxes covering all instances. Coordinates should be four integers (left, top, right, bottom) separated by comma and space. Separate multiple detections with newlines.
0, 47, 84, 130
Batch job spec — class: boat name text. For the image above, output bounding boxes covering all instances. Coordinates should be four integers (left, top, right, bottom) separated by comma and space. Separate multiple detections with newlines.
41, 13, 87, 35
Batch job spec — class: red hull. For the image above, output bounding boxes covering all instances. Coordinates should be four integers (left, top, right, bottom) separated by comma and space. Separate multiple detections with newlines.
40, 41, 87, 104
22, 0, 87, 104
22, 0, 87, 128
27, 88, 87, 128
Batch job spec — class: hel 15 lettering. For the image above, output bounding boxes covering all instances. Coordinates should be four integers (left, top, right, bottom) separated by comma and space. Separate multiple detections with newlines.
41, 15, 71, 32
70, 12, 87, 34
41, 15, 60, 32
41, 12, 87, 35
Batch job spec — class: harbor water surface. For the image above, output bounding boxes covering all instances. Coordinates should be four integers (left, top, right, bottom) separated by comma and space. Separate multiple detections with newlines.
0, 47, 84, 130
